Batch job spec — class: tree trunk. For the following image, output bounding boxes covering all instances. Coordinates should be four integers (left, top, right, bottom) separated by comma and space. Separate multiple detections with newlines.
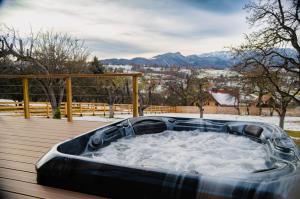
199, 107, 204, 118
258, 92, 263, 115
270, 107, 274, 116
236, 106, 241, 115
37, 79, 64, 119
198, 84, 204, 119
259, 106, 262, 116
279, 109, 286, 129
108, 104, 114, 118
138, 92, 144, 116
57, 81, 65, 113
246, 105, 250, 115
138, 106, 144, 116
48, 87, 60, 119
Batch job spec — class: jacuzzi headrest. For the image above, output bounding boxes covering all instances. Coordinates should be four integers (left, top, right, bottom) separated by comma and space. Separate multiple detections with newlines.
130, 117, 167, 135
244, 125, 263, 138
88, 126, 122, 150
227, 123, 263, 138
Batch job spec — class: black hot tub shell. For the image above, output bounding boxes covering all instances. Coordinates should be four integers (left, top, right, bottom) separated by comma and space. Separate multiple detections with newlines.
36, 117, 300, 199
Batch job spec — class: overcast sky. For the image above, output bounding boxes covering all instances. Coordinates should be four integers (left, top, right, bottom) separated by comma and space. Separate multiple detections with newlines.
0, 0, 250, 59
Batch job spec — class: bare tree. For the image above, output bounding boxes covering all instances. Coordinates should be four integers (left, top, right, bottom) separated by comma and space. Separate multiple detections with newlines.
226, 88, 241, 115
165, 71, 199, 106
195, 78, 211, 118
240, 67, 270, 115
235, 0, 300, 101
232, 0, 300, 127
0, 26, 89, 118
268, 69, 297, 128
138, 76, 157, 116
236, 56, 298, 128
165, 70, 212, 118
102, 78, 126, 118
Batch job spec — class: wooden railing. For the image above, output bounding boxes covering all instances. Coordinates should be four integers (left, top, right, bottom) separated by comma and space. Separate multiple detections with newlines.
0, 102, 176, 117
0, 73, 142, 121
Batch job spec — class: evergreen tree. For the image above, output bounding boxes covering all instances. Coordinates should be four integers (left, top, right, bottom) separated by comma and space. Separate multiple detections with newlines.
90, 56, 105, 74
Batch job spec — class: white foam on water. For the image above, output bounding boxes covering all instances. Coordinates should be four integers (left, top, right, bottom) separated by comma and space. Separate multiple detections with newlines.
88, 130, 269, 177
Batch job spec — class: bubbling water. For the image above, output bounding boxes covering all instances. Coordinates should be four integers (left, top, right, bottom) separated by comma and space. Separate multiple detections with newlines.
87, 130, 269, 177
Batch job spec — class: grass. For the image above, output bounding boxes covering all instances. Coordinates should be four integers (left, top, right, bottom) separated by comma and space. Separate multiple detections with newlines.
286, 130, 300, 148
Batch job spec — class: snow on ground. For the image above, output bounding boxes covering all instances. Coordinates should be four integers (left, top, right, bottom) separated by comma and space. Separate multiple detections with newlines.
73, 113, 300, 131
0, 99, 16, 103
198, 69, 240, 78
0, 99, 16, 106
106, 64, 133, 72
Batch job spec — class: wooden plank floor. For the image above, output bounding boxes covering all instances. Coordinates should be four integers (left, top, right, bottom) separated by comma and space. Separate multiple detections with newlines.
0, 116, 110, 199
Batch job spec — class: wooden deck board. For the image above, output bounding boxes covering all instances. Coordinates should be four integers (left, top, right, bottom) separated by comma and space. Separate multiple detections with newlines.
0, 116, 109, 199
1, 190, 39, 199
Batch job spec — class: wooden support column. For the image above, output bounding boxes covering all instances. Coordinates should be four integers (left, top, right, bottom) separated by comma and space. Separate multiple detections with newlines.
132, 76, 139, 117
23, 78, 30, 119
66, 77, 73, 122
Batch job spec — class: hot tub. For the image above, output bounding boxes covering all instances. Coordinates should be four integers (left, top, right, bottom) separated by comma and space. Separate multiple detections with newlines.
36, 117, 300, 199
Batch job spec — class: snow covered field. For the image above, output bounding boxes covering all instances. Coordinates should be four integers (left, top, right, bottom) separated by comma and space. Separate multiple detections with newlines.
73, 113, 300, 131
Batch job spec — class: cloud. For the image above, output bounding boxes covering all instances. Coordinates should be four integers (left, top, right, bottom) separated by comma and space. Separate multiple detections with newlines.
101, 0, 247, 14
0, 0, 250, 58
182, 0, 247, 13
85, 38, 152, 58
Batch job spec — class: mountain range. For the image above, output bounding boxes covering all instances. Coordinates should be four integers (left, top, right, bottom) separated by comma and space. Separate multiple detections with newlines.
101, 51, 236, 69
101, 49, 297, 69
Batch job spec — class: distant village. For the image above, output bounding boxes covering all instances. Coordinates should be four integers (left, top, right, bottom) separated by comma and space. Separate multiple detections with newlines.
104, 64, 300, 116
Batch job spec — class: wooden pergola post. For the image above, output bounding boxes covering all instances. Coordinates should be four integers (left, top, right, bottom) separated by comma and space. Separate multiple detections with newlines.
22, 78, 30, 119
132, 76, 139, 117
66, 77, 73, 122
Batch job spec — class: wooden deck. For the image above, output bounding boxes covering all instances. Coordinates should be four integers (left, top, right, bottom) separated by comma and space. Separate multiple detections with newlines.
0, 116, 109, 199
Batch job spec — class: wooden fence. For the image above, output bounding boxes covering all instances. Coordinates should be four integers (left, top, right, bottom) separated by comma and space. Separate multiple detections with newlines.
1, 102, 299, 117
175, 106, 300, 116
0, 102, 176, 117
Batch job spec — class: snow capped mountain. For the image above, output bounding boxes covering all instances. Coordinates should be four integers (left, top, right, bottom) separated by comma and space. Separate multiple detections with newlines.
101, 51, 235, 69
151, 52, 188, 66
197, 51, 233, 59
101, 49, 295, 69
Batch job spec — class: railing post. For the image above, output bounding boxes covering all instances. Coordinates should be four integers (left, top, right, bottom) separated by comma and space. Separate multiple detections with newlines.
22, 78, 30, 119
80, 103, 83, 117
103, 104, 106, 116
63, 102, 67, 117
66, 77, 73, 122
132, 76, 139, 117
46, 102, 50, 118
92, 104, 95, 116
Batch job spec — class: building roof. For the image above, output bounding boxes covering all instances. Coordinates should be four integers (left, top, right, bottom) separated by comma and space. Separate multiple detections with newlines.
261, 94, 272, 103
210, 91, 238, 106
